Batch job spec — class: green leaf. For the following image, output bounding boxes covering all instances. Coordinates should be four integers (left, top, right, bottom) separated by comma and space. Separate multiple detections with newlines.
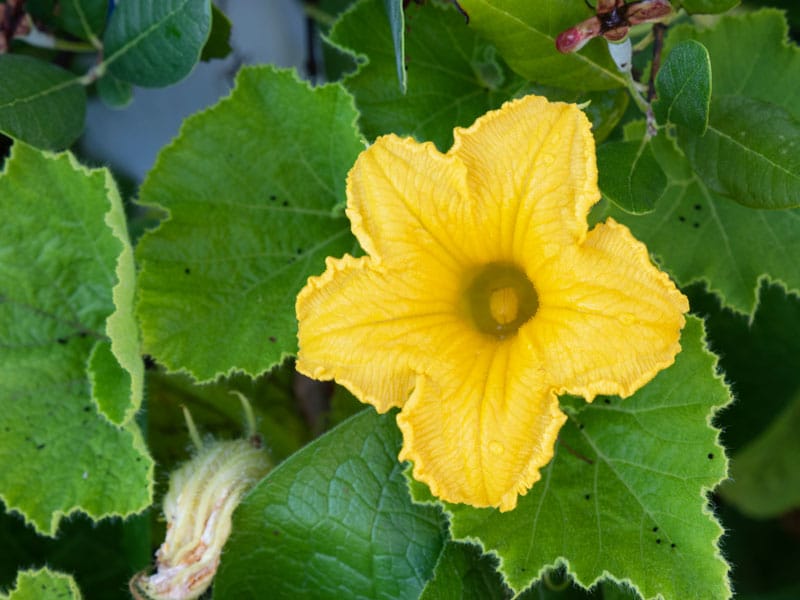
135, 67, 363, 381
96, 74, 133, 109
419, 542, 509, 600
679, 96, 800, 209
412, 318, 731, 599
597, 139, 667, 214
666, 10, 800, 122
0, 142, 152, 536
653, 40, 711, 134
0, 55, 86, 150
676, 0, 739, 14
200, 4, 233, 62
329, 0, 528, 151
59, 0, 108, 41
103, 0, 212, 87
719, 388, 800, 518
383, 0, 407, 93
605, 131, 800, 315
1, 569, 82, 600
456, 0, 626, 90
214, 409, 446, 599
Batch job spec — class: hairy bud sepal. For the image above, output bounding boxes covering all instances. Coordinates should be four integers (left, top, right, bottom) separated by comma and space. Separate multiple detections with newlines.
132, 435, 270, 599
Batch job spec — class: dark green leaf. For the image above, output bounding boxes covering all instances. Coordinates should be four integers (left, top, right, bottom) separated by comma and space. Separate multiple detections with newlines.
104, 0, 212, 87
135, 67, 363, 381
679, 95, 800, 209
411, 318, 731, 599
383, 0, 407, 93
59, 0, 108, 41
597, 139, 667, 214
720, 388, 800, 518
654, 40, 711, 134
96, 74, 133, 109
214, 409, 446, 599
200, 4, 232, 62
0, 55, 86, 150
456, 0, 626, 90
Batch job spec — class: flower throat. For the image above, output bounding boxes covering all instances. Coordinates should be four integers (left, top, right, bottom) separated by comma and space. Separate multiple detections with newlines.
465, 262, 538, 339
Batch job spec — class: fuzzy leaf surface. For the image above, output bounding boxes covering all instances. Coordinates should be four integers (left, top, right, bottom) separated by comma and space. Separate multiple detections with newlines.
1, 569, 82, 600
214, 409, 446, 599
383, 0, 407, 93
135, 67, 362, 381
605, 130, 800, 315
456, 0, 626, 90
104, 0, 212, 87
679, 96, 800, 209
0, 143, 152, 536
412, 318, 731, 600
653, 40, 711, 134
0, 56, 86, 150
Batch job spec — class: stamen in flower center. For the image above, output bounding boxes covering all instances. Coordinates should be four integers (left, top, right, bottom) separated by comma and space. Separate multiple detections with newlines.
465, 263, 538, 339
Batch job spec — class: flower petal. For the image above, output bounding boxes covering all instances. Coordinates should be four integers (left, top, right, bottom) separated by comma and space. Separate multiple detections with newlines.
397, 339, 567, 511
449, 95, 600, 268
296, 254, 463, 412
346, 135, 476, 271
523, 218, 689, 399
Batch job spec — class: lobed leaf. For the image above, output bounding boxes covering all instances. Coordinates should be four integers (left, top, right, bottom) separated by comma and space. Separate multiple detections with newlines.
597, 139, 667, 214
1, 569, 82, 600
679, 96, 800, 209
103, 0, 212, 87
653, 40, 712, 135
135, 66, 363, 382
0, 55, 86, 151
456, 0, 626, 90
412, 318, 731, 600
0, 143, 152, 536
214, 409, 446, 599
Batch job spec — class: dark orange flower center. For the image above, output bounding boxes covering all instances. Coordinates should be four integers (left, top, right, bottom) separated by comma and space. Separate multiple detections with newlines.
464, 263, 538, 339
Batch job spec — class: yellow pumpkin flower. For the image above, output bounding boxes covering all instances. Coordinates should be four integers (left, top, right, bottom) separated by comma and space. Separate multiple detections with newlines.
296, 94, 689, 511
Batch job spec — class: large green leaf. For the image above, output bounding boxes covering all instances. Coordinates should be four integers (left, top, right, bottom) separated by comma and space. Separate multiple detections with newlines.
135, 67, 363, 382
329, 0, 529, 151
103, 0, 212, 87
0, 143, 152, 536
605, 129, 800, 315
720, 388, 800, 518
1, 569, 82, 600
676, 0, 739, 14
653, 40, 711, 135
679, 96, 800, 209
0, 55, 86, 150
456, 0, 626, 90
214, 409, 446, 599
411, 318, 731, 599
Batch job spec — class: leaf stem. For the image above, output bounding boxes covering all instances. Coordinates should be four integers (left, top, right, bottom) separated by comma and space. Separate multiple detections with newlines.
17, 20, 96, 53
